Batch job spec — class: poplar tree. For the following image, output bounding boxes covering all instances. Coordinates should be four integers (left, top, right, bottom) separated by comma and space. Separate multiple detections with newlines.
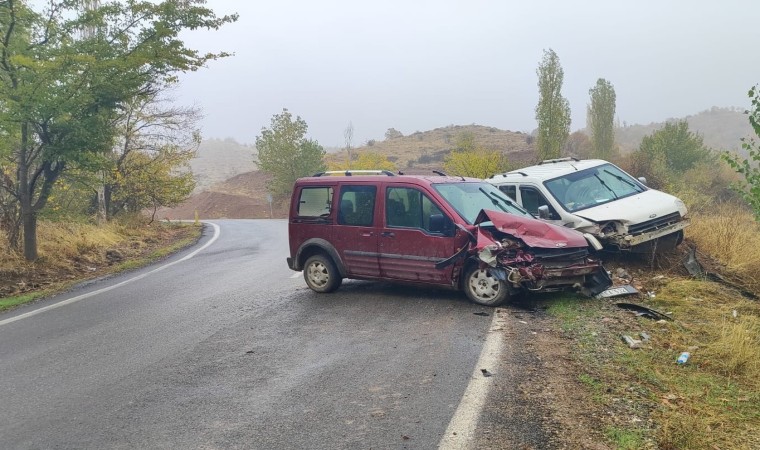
535, 49, 571, 161
588, 78, 617, 159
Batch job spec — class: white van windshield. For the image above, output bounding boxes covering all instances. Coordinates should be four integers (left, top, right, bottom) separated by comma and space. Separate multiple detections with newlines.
433, 182, 531, 224
544, 163, 646, 213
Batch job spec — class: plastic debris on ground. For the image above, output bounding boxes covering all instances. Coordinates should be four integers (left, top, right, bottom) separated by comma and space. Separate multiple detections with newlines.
595, 284, 639, 299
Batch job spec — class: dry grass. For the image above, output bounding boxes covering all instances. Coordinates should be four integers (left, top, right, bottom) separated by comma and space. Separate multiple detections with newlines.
617, 278, 760, 449
0, 218, 200, 302
685, 203, 760, 294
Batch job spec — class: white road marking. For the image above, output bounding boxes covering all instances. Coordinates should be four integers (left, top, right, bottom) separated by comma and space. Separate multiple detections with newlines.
0, 222, 221, 327
290, 271, 302, 279
438, 311, 506, 449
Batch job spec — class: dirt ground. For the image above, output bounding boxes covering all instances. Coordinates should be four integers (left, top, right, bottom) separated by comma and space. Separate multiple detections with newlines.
156, 171, 289, 220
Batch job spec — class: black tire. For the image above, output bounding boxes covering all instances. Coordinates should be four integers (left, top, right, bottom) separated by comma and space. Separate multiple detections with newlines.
463, 265, 510, 306
303, 254, 342, 293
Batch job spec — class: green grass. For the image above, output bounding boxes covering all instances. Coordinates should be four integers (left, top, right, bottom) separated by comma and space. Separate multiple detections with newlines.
0, 292, 45, 312
604, 426, 646, 450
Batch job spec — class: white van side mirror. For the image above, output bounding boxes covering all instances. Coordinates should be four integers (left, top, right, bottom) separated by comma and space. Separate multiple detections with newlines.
637, 177, 647, 186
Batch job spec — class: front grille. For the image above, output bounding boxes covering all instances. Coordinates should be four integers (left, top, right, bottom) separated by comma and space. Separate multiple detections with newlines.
627, 212, 682, 235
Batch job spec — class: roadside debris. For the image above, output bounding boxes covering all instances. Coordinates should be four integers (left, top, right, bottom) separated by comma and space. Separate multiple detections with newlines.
639, 332, 651, 341
616, 303, 673, 321
683, 245, 758, 299
676, 352, 690, 364
622, 335, 642, 349
481, 369, 493, 377
596, 284, 639, 299
473, 312, 490, 317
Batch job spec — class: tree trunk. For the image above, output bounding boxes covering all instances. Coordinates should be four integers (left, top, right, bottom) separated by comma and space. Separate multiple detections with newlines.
21, 206, 37, 261
18, 122, 38, 261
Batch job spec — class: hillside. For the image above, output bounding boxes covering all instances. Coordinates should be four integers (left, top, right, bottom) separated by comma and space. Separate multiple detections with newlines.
189, 138, 256, 192
328, 124, 536, 170
157, 170, 286, 220
615, 107, 752, 153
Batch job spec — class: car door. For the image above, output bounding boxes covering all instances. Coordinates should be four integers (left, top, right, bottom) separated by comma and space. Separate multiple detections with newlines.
378, 184, 462, 285
331, 184, 380, 278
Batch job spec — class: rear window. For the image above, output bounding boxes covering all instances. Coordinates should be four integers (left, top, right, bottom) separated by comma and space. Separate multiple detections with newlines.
297, 187, 333, 217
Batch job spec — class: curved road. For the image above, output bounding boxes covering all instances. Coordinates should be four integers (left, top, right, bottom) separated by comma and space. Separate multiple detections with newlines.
0, 220, 540, 449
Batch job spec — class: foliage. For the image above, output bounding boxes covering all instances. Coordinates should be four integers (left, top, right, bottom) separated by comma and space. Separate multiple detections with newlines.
563, 131, 593, 158
106, 89, 200, 220
329, 151, 396, 171
255, 109, 326, 197
443, 131, 509, 178
384, 128, 403, 140
629, 120, 714, 190
0, 0, 237, 260
723, 85, 760, 219
111, 148, 195, 223
587, 78, 617, 159
454, 131, 477, 152
535, 49, 571, 161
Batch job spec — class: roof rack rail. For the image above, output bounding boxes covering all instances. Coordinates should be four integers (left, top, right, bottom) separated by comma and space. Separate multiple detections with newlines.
311, 170, 396, 177
538, 157, 579, 165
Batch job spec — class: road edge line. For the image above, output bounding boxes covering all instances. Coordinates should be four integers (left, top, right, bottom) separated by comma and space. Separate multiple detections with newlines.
0, 222, 220, 327
438, 310, 506, 449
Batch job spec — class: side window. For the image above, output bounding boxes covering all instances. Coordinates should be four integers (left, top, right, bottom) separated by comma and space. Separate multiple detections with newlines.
386, 187, 447, 233
519, 186, 559, 219
297, 187, 333, 217
338, 185, 376, 226
498, 185, 517, 201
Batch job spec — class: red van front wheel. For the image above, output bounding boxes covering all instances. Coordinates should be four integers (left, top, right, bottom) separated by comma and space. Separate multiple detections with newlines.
464, 265, 509, 306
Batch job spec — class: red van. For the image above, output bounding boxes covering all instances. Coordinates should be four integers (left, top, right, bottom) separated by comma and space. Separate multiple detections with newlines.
287, 171, 611, 306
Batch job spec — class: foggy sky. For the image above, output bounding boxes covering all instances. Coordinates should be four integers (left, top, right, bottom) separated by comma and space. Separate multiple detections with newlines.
176, 0, 759, 148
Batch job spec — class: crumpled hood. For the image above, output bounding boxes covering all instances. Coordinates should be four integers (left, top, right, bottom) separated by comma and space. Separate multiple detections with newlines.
474, 209, 589, 249
573, 189, 685, 224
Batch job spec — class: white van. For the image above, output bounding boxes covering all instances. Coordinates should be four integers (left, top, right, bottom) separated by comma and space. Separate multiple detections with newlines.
488, 158, 689, 251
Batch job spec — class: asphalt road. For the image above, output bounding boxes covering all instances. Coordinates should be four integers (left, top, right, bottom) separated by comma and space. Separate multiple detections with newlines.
0, 220, 517, 449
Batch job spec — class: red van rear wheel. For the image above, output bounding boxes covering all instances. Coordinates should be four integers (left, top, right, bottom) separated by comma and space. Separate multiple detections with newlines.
303, 254, 342, 293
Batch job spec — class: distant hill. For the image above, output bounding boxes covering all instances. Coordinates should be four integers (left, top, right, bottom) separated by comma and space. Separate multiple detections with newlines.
327, 124, 537, 171
615, 107, 752, 153
189, 138, 256, 193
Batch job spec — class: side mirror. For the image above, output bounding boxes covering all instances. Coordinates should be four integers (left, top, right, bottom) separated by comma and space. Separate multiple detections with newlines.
429, 214, 453, 235
637, 177, 648, 186
537, 205, 551, 220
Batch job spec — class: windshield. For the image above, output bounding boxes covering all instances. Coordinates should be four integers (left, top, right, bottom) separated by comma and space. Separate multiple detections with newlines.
433, 182, 531, 224
543, 163, 646, 213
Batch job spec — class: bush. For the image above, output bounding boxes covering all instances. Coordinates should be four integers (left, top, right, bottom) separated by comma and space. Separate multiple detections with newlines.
723, 85, 760, 219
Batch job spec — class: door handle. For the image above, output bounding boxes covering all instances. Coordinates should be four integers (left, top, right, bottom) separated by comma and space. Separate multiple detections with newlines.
361, 232, 374, 237
381, 231, 395, 237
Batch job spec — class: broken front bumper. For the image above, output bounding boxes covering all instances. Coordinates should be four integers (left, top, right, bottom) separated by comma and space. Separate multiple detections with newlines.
610, 219, 690, 248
